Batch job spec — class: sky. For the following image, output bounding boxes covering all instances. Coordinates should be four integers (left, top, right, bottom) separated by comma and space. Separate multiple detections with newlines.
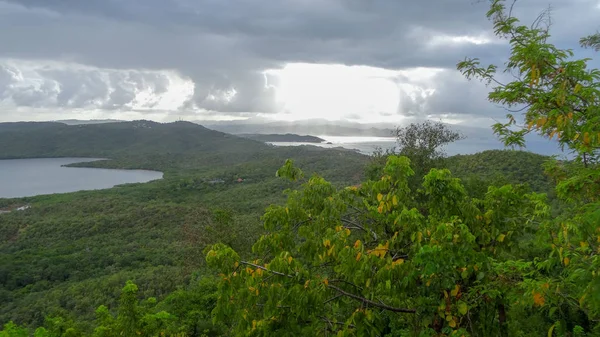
0, 0, 598, 126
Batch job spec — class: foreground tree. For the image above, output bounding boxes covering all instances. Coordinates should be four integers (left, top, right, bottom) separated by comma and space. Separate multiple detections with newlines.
457, 0, 600, 335
206, 0, 600, 336
207, 155, 549, 336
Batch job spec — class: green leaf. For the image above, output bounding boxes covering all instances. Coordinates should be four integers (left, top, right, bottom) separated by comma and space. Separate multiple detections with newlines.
458, 301, 468, 315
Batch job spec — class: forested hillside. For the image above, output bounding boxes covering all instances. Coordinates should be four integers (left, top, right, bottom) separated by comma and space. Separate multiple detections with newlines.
0, 121, 268, 160
446, 149, 553, 193
2, 6, 600, 331
0, 120, 370, 333
0, 116, 560, 336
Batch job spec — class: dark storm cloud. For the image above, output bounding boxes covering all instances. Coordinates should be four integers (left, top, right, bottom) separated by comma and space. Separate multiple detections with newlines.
0, 0, 598, 120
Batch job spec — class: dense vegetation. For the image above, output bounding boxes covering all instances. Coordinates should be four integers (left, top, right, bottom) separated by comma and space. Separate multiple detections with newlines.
0, 122, 558, 336
0, 120, 370, 334
2, 1, 599, 335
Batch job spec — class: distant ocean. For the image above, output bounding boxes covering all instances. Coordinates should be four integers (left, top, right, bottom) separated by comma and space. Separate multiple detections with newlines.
268, 136, 396, 155
267, 135, 565, 157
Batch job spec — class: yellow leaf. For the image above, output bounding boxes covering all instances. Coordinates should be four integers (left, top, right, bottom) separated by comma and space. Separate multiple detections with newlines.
497, 234, 506, 242
354, 240, 361, 249
579, 294, 587, 306
323, 239, 331, 247
345, 228, 350, 236
451, 284, 460, 297
377, 204, 384, 213
392, 259, 404, 266
563, 257, 570, 266
448, 318, 457, 328
335, 226, 342, 232
327, 245, 335, 256
574, 83, 582, 93
574, 133, 580, 141
356, 252, 362, 261
533, 291, 545, 306
377, 193, 383, 202
304, 280, 310, 288
366, 278, 371, 288
392, 195, 398, 206
548, 324, 555, 337
285, 207, 289, 214
368, 241, 389, 258
288, 256, 293, 264
444, 290, 449, 299
323, 278, 329, 286
583, 132, 590, 145
558, 247, 564, 261
234, 262, 239, 268
527, 121, 535, 130
530, 64, 537, 87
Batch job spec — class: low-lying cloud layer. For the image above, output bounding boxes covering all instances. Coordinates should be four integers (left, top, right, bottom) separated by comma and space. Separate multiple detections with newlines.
0, 0, 598, 123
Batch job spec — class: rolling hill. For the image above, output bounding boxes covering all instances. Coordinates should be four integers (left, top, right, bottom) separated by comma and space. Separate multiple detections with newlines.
0, 120, 269, 159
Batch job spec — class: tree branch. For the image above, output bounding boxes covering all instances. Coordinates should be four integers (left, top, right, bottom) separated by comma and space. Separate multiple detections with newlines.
327, 284, 416, 313
241, 261, 294, 278
240, 261, 416, 313
320, 316, 355, 328
341, 218, 379, 240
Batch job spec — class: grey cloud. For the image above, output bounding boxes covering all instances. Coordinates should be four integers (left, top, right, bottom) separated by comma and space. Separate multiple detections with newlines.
0, 61, 195, 113
0, 0, 598, 120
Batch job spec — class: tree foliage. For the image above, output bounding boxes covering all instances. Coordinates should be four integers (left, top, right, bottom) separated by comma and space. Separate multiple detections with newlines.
457, 0, 600, 164
206, 155, 550, 336
203, 1, 600, 335
366, 121, 463, 184
395, 121, 464, 168
458, 0, 600, 334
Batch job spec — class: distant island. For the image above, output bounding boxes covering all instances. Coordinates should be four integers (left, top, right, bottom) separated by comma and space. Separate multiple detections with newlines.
240, 133, 325, 143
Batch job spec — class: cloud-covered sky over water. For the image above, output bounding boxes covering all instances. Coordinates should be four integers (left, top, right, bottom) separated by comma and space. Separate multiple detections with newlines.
0, 0, 598, 125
